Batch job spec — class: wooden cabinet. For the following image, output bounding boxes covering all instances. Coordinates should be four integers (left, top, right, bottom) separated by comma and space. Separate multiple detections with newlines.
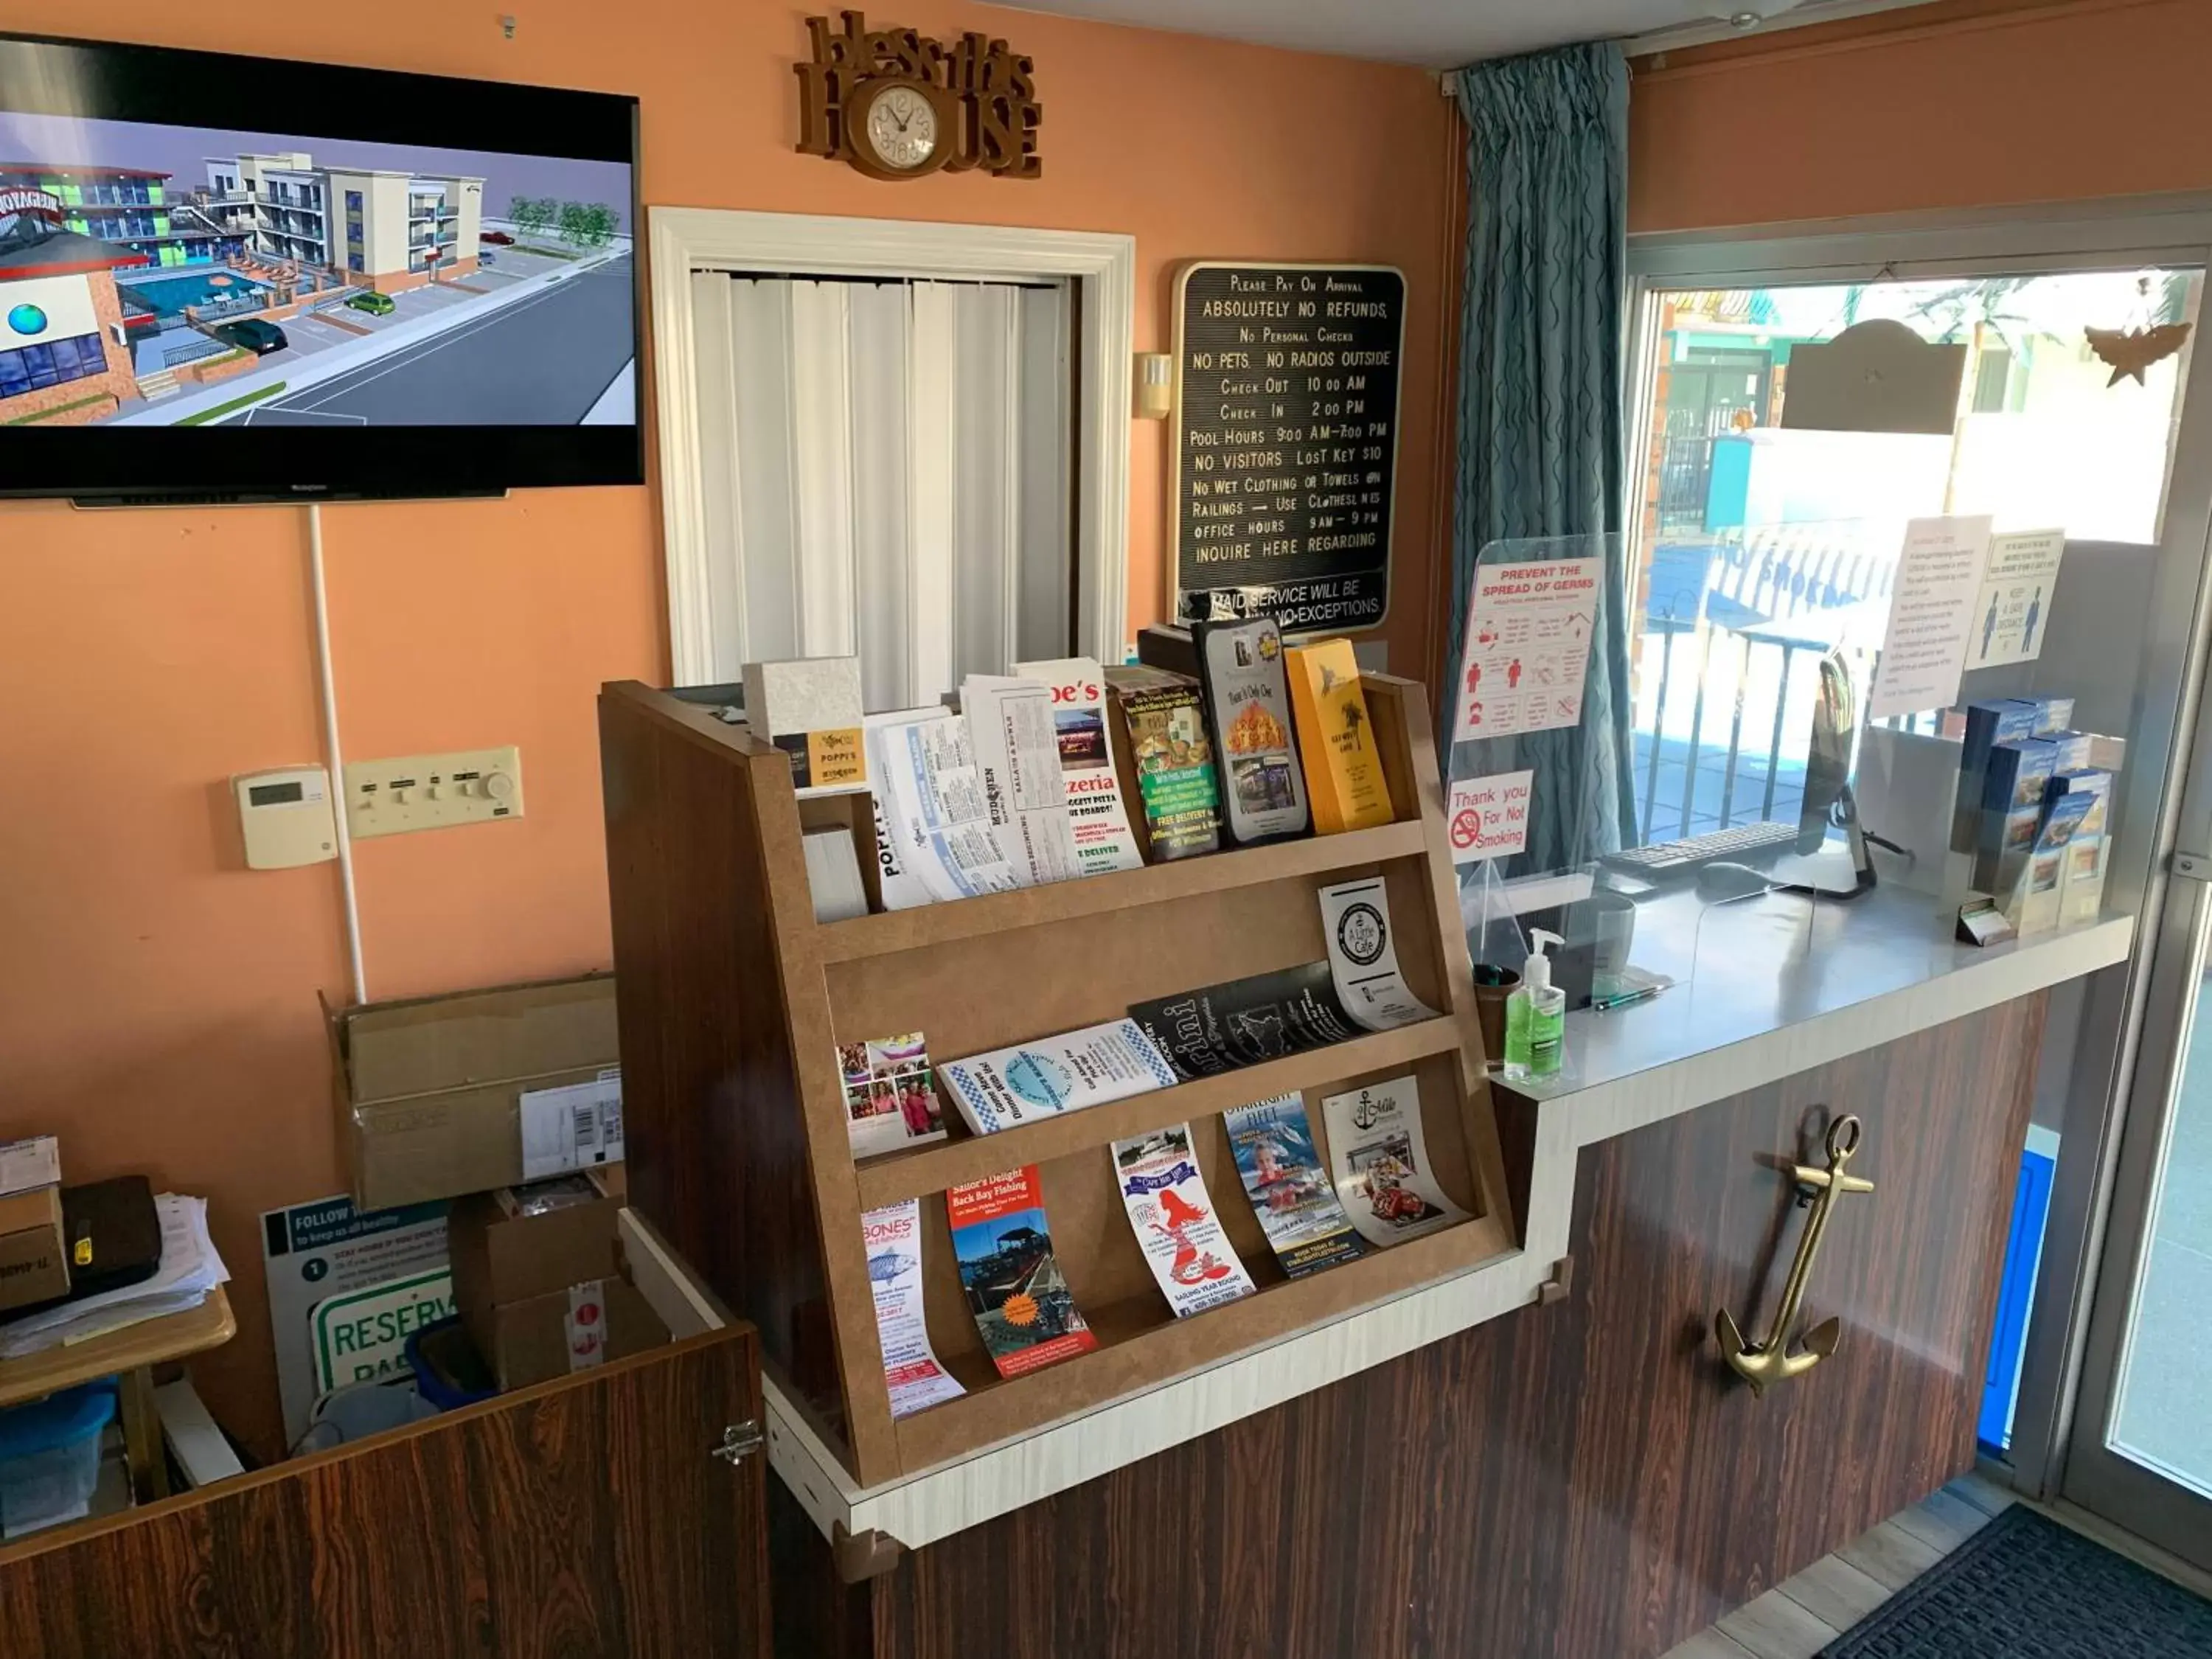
0, 1328, 771, 1659
805, 995, 2044, 1659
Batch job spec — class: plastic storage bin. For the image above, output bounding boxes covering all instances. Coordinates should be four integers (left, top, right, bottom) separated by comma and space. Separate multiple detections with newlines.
0, 1381, 117, 1540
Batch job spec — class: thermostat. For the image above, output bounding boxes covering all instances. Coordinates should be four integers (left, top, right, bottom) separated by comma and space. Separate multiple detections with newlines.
233, 766, 338, 869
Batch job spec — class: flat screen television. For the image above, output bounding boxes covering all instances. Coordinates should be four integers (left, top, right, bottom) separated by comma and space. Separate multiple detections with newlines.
0, 32, 641, 504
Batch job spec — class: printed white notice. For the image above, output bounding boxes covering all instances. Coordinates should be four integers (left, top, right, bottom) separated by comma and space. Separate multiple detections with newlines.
872, 709, 1022, 905
1111, 1122, 1256, 1318
1969, 528, 2065, 669
1445, 770, 1533, 865
863, 712, 939, 911
1014, 656, 1145, 877
860, 1199, 967, 1418
963, 675, 1082, 886
519, 1068, 625, 1180
1321, 1076, 1470, 1248
1870, 515, 1993, 717
1456, 558, 1601, 740
1318, 877, 1441, 1033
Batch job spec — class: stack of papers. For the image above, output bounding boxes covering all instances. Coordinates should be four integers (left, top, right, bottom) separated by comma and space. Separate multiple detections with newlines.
0, 1194, 229, 1360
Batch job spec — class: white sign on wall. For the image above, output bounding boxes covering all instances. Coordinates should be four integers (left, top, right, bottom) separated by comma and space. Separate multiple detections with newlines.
0, 273, 104, 346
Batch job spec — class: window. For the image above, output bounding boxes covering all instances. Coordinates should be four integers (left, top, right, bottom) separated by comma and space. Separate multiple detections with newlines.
347, 190, 363, 212
349, 253, 364, 273
0, 333, 107, 401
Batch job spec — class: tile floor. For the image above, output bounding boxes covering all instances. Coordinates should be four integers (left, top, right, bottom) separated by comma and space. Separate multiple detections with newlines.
1660, 1472, 2212, 1659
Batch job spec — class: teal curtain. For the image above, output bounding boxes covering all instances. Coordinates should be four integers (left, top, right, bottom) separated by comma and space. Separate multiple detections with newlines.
1448, 43, 1637, 869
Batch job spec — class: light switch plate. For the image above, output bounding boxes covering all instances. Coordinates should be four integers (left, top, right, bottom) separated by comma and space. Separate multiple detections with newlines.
344, 746, 523, 840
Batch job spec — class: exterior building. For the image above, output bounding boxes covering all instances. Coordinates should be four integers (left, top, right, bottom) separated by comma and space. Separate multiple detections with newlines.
209, 153, 482, 292
0, 163, 243, 267
0, 198, 147, 423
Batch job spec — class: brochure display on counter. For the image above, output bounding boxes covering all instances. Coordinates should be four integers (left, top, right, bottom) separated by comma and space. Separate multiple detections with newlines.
597, 669, 1514, 1489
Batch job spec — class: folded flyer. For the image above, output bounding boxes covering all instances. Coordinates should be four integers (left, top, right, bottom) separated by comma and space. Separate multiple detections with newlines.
866, 707, 1022, 905
1128, 961, 1361, 1082
860, 1198, 967, 1418
1224, 1093, 1367, 1277
1320, 1076, 1469, 1248
963, 675, 1082, 886
1318, 877, 1441, 1033
946, 1166, 1098, 1379
1015, 656, 1146, 878
1111, 1122, 1256, 1317
839, 1032, 947, 1160
939, 1018, 1180, 1136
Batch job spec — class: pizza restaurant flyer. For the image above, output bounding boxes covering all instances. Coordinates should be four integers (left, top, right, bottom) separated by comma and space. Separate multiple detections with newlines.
945, 1167, 1098, 1380
860, 1197, 966, 1419
1111, 1122, 1256, 1318
1320, 1077, 1470, 1248
1013, 655, 1146, 877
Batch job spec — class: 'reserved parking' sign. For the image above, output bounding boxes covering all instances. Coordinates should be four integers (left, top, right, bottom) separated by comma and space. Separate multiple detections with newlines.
309, 1267, 455, 1394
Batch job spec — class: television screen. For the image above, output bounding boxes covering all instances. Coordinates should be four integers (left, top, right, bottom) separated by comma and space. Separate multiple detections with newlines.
0, 33, 641, 501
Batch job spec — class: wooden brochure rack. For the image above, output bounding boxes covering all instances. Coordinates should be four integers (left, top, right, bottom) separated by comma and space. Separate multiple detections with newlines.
599, 674, 1515, 1488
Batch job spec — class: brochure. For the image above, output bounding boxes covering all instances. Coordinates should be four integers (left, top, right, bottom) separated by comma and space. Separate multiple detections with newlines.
1015, 655, 1145, 877
963, 675, 1082, 886
1285, 639, 1394, 835
939, 1018, 1180, 1137
869, 707, 1022, 905
1223, 1093, 1367, 1277
1318, 877, 1441, 1033
1128, 961, 1361, 1082
839, 1032, 947, 1159
1320, 1076, 1469, 1248
1111, 1122, 1256, 1317
946, 1166, 1098, 1378
1192, 616, 1309, 844
860, 1198, 966, 1418
1105, 664, 1221, 860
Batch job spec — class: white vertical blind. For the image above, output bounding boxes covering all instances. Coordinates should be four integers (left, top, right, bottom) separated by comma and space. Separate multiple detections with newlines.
688, 274, 1074, 704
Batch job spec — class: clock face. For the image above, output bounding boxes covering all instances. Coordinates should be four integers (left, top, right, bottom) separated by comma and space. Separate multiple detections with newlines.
866, 85, 938, 172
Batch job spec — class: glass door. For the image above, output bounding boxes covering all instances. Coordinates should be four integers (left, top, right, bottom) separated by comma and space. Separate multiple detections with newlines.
2065, 695, 2212, 1572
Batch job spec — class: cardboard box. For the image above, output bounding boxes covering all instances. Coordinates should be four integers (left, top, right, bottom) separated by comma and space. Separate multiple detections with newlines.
448, 1172, 666, 1390
0, 1185, 68, 1313
327, 972, 620, 1211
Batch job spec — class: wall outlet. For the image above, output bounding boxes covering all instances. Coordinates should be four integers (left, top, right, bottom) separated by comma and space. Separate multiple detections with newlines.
344, 746, 523, 840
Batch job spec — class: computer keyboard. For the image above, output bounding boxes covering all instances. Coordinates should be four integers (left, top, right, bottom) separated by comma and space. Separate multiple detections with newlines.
1601, 819, 1801, 876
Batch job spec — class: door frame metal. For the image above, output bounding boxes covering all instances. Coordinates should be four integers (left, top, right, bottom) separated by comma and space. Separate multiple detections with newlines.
1627, 193, 2212, 1545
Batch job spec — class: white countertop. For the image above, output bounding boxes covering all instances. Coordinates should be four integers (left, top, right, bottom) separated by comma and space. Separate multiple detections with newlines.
630, 890, 2137, 1558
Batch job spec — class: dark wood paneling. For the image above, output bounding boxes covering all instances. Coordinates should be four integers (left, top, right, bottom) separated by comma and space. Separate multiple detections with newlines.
863, 995, 2045, 1659
0, 1329, 770, 1659
600, 687, 848, 1434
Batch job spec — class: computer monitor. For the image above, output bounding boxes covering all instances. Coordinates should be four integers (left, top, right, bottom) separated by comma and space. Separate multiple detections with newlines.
1773, 646, 1877, 899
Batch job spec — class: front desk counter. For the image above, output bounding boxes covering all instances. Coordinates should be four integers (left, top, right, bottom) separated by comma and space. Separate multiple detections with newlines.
625, 884, 2132, 1659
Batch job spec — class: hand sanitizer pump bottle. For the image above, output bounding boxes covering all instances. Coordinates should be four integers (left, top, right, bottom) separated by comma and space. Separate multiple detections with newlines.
1501, 928, 1565, 1082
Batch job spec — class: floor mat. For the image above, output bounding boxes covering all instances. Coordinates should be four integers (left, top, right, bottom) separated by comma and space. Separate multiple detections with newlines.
1820, 1505, 2212, 1658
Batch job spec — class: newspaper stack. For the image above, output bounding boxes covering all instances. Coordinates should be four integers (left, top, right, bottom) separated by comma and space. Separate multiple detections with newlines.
0, 1194, 230, 1360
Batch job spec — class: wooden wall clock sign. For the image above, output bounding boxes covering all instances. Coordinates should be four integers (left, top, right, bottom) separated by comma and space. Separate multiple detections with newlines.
796, 11, 1043, 181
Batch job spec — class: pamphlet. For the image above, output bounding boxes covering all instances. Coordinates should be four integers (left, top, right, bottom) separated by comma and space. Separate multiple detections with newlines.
1111, 1122, 1256, 1317
1223, 1093, 1367, 1277
1105, 665, 1222, 860
963, 675, 1082, 886
869, 707, 1023, 904
1192, 617, 1309, 844
1285, 639, 1393, 835
1128, 961, 1361, 1082
863, 710, 947, 911
1320, 1077, 1469, 1248
1015, 655, 1145, 877
860, 1198, 967, 1418
840, 1032, 947, 1159
939, 1018, 1179, 1137
946, 1166, 1098, 1378
1318, 877, 1441, 1033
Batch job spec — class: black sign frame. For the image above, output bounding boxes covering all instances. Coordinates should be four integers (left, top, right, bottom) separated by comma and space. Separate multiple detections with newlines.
1169, 261, 1405, 636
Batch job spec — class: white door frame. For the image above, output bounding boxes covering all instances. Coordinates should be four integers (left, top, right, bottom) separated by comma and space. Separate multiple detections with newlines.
649, 206, 1134, 686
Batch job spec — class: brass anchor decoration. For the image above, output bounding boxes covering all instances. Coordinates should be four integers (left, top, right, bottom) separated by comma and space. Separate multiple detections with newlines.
1716, 1114, 1873, 1397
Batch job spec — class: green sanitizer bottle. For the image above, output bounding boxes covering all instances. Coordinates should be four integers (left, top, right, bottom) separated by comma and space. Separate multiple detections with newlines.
1501, 928, 1565, 1082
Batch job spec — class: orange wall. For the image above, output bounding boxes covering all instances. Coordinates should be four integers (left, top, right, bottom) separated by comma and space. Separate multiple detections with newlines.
0, 3, 1453, 1455
1630, 0, 2212, 232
